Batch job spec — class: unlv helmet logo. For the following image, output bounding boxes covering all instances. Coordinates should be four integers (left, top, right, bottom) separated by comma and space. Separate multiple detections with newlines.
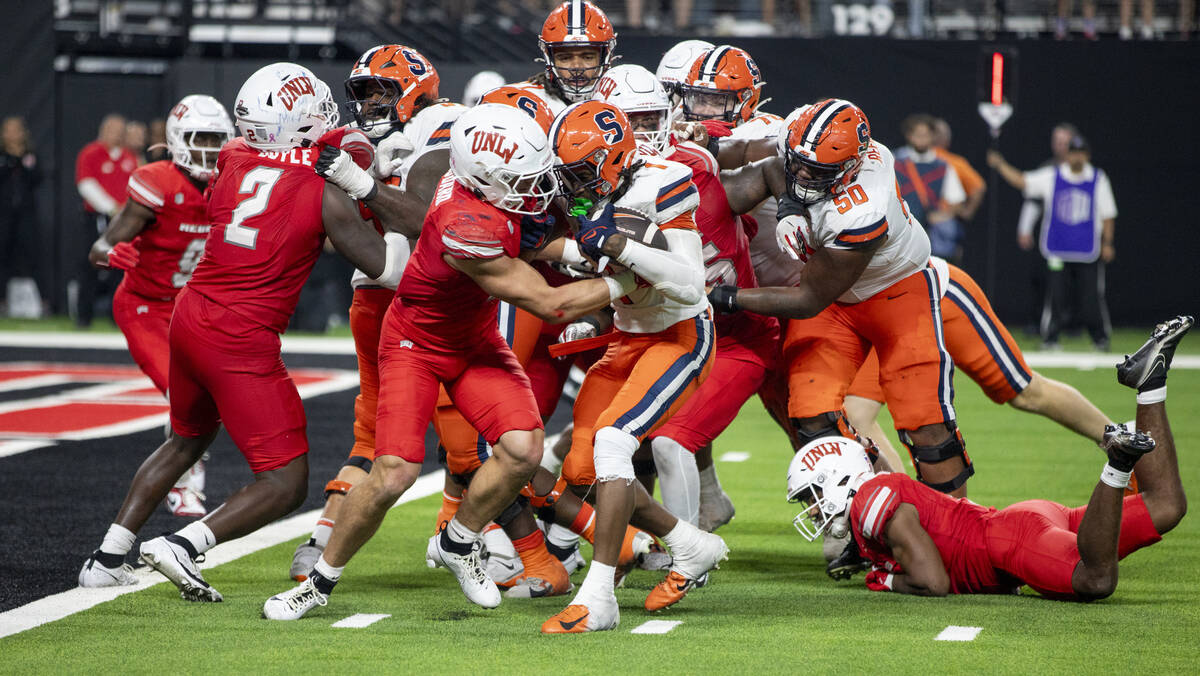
276, 76, 316, 112
800, 440, 844, 471
470, 130, 519, 163
171, 103, 189, 120
593, 76, 618, 100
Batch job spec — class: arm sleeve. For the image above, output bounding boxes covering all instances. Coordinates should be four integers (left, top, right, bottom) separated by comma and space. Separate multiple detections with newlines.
1022, 167, 1054, 200
126, 169, 165, 211
1017, 199, 1041, 237
78, 178, 119, 215
615, 227, 706, 305
940, 164, 966, 205
1096, 171, 1117, 220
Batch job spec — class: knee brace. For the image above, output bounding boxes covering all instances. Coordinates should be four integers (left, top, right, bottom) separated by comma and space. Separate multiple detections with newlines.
324, 479, 354, 499
494, 494, 529, 528
342, 455, 373, 473
593, 426, 638, 483
899, 423, 973, 493
523, 477, 568, 510
790, 410, 882, 465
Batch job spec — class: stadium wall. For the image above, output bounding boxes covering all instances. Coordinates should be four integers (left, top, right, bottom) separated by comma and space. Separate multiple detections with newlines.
38, 39, 1199, 326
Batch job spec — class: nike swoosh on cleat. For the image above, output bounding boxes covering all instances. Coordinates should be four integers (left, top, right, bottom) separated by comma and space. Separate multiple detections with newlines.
559, 615, 586, 630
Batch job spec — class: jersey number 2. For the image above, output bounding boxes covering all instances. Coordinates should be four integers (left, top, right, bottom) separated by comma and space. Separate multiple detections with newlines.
225, 166, 284, 249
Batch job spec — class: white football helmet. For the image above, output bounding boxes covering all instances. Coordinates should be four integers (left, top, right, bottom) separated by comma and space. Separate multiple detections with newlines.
786, 437, 875, 541
233, 62, 339, 151
592, 64, 671, 154
166, 95, 235, 181
463, 70, 507, 107
655, 39, 715, 102
449, 103, 557, 215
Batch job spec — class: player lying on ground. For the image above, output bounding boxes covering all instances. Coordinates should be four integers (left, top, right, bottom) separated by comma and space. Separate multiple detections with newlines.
785, 316, 1191, 598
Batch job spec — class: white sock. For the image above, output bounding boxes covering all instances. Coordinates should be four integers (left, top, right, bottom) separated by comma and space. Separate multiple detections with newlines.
313, 555, 344, 582
546, 523, 580, 549
699, 465, 723, 496
175, 520, 217, 556
652, 436, 700, 525
1101, 463, 1132, 489
311, 519, 334, 549
661, 519, 701, 553
575, 561, 616, 604
99, 523, 136, 557
446, 516, 480, 546
1137, 386, 1166, 405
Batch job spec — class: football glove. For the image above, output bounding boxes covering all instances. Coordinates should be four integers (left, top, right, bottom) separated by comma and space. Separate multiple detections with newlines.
316, 145, 377, 200
775, 215, 805, 261
520, 212, 555, 251
707, 285, 739, 313
864, 565, 895, 592
575, 202, 619, 261
106, 242, 140, 270
373, 131, 415, 179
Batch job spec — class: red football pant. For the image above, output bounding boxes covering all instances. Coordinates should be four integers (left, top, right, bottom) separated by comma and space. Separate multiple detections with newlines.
112, 283, 174, 395
984, 495, 1162, 598
168, 288, 308, 474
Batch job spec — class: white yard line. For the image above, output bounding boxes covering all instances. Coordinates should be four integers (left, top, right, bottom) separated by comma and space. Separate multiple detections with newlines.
718, 451, 751, 463
331, 613, 391, 628
0, 470, 445, 640
0, 331, 357, 355
935, 625, 982, 642
630, 620, 682, 634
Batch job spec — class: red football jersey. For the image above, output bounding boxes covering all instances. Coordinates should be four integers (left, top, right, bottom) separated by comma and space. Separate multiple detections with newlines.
850, 472, 1009, 594
390, 174, 520, 352
76, 141, 137, 212
666, 141, 778, 348
189, 137, 327, 333
122, 161, 210, 300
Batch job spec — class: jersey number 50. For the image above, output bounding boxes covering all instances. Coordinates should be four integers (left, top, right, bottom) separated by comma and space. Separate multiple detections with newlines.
225, 166, 284, 249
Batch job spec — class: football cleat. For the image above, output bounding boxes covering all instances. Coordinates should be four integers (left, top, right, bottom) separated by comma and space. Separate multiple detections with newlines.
502, 559, 573, 599
825, 538, 871, 581
1117, 315, 1193, 392
78, 551, 137, 587
1102, 424, 1156, 473
645, 531, 728, 611
697, 489, 736, 532
289, 539, 323, 582
549, 540, 587, 576
165, 487, 207, 518
427, 533, 501, 609
637, 539, 673, 571
263, 578, 328, 621
488, 554, 526, 589
541, 596, 620, 634
138, 536, 222, 602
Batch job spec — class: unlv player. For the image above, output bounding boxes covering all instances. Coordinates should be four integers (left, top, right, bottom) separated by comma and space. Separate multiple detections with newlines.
289, 44, 466, 582
786, 317, 1191, 599
592, 64, 780, 530
654, 39, 715, 108
85, 94, 234, 519
263, 104, 636, 620
511, 0, 618, 116
78, 63, 395, 600
542, 101, 728, 633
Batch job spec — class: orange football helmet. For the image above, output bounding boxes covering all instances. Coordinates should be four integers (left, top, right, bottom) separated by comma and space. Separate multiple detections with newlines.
539, 0, 617, 102
781, 99, 872, 204
550, 100, 637, 203
680, 45, 764, 125
479, 86, 555, 134
345, 44, 439, 138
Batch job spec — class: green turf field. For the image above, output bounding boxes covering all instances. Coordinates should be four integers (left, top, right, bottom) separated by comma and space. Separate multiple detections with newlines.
4, 362, 1198, 673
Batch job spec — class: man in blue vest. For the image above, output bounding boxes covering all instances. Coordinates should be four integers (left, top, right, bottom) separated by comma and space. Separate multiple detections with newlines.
895, 114, 967, 262
989, 134, 1117, 351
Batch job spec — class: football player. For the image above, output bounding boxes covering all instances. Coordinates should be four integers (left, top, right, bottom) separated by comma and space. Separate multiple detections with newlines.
264, 103, 637, 620
712, 100, 972, 497
86, 94, 234, 519
786, 316, 1191, 599
510, 0, 618, 116
78, 63, 396, 600
654, 39, 715, 108
288, 44, 467, 582
592, 64, 781, 530
541, 101, 728, 633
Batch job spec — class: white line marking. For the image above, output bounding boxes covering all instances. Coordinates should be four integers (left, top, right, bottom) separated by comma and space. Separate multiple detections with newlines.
935, 625, 982, 641
631, 620, 682, 634
719, 451, 750, 463
331, 613, 391, 628
0, 331, 358, 355
0, 469, 445, 639
1023, 352, 1200, 370
0, 439, 54, 458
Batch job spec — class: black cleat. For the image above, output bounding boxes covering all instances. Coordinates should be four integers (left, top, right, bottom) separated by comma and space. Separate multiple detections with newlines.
826, 538, 871, 581
1117, 316, 1194, 392
1102, 424, 1156, 473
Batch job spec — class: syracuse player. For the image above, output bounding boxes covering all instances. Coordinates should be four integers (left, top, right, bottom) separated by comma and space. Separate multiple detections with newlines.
785, 316, 1191, 599
511, 0, 618, 116
78, 63, 397, 600
592, 64, 780, 530
289, 44, 466, 582
263, 103, 639, 620
713, 99, 973, 497
541, 101, 728, 633
85, 94, 234, 519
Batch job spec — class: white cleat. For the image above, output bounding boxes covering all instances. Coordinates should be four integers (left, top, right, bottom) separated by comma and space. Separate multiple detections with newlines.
263, 578, 327, 621
138, 536, 222, 602
486, 552, 524, 586
559, 545, 587, 575
165, 461, 207, 517
671, 530, 730, 581
78, 552, 137, 587
697, 489, 736, 532
428, 533, 501, 609
290, 539, 323, 582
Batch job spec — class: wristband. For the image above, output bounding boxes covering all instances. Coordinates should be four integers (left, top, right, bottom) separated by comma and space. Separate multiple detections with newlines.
605, 272, 636, 302
1136, 386, 1166, 405
1100, 463, 1132, 489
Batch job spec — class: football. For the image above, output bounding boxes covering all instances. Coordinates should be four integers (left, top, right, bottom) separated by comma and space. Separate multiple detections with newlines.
612, 207, 669, 250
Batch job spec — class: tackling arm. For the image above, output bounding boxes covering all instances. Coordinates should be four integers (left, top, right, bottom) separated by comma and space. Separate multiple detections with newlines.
362, 148, 449, 239
722, 241, 880, 319
89, 200, 155, 267
322, 183, 387, 280
600, 228, 707, 306
447, 254, 634, 324
880, 503, 950, 596
720, 156, 787, 215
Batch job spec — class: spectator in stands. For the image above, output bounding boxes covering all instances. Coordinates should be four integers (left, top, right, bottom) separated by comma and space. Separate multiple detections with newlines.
627, 0, 694, 30
124, 120, 148, 166
1183, 0, 1194, 38
1119, 0, 1156, 38
1057, 0, 1097, 39
761, 0, 813, 35
147, 118, 170, 164
988, 134, 1116, 351
932, 117, 986, 223
894, 113, 966, 263
75, 114, 136, 328
0, 117, 43, 318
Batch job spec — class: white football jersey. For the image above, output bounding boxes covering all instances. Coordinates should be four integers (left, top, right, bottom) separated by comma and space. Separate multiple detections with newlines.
509, 80, 570, 117
606, 155, 708, 334
776, 140, 931, 303
726, 112, 800, 287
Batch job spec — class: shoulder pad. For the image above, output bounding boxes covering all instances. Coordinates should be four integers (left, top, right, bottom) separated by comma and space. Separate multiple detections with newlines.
441, 207, 512, 260
407, 103, 467, 151
618, 159, 698, 225
127, 162, 171, 210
